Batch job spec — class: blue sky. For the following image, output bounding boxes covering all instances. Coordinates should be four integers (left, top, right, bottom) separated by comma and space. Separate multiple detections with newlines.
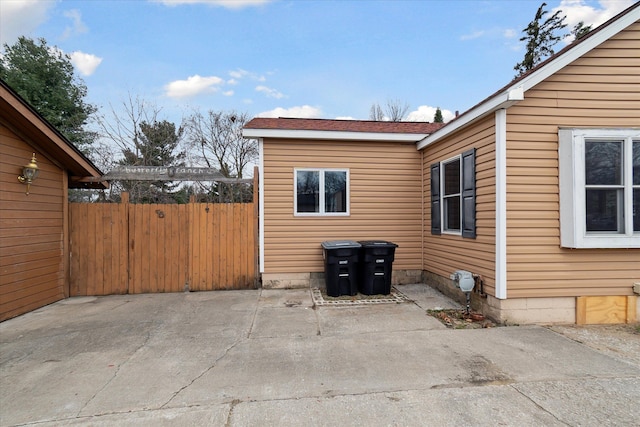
0, 0, 635, 125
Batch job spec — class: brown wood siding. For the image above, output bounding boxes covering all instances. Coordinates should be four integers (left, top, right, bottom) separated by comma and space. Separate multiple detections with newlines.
262, 139, 422, 274
422, 115, 498, 295
0, 125, 65, 321
505, 21, 640, 298
69, 199, 256, 294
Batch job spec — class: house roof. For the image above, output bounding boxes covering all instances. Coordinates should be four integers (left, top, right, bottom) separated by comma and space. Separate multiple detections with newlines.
417, 2, 640, 150
0, 79, 107, 189
243, 117, 445, 142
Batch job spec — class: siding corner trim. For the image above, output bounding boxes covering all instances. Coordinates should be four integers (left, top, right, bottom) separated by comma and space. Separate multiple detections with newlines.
495, 109, 507, 300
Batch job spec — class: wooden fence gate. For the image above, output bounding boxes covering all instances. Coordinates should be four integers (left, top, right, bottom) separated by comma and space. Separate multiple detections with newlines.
69, 193, 258, 296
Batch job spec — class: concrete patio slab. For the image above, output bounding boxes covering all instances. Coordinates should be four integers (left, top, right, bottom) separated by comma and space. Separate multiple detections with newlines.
316, 303, 446, 336
1, 285, 639, 427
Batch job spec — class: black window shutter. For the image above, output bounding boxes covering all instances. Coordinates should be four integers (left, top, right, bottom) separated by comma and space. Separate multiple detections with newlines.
430, 163, 441, 235
461, 148, 476, 238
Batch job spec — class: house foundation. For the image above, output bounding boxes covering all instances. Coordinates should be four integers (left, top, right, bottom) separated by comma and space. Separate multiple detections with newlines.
423, 271, 638, 325
261, 269, 423, 290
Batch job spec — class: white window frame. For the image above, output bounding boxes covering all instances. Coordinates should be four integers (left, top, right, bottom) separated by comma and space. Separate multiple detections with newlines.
294, 168, 350, 216
559, 128, 640, 248
441, 155, 462, 235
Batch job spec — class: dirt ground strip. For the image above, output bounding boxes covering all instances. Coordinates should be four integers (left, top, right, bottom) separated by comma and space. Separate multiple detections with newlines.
426, 308, 496, 329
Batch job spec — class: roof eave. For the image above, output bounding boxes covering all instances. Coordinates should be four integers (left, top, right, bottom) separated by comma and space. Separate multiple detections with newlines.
417, 87, 523, 150
243, 128, 429, 142
0, 81, 107, 189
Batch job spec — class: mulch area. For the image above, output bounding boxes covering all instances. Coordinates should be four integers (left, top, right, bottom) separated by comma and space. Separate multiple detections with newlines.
427, 309, 497, 329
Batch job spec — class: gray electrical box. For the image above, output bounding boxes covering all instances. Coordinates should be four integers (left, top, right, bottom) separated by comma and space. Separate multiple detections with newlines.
450, 270, 474, 293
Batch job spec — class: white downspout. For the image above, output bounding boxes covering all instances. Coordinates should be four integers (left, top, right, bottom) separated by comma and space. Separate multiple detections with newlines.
495, 109, 507, 299
258, 138, 265, 274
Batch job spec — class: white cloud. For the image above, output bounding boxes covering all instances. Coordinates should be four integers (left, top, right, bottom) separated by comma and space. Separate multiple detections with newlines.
0, 0, 55, 46
503, 28, 517, 38
258, 105, 323, 119
503, 28, 521, 51
229, 68, 266, 82
553, 0, 633, 41
460, 30, 485, 41
406, 105, 456, 123
164, 74, 224, 98
61, 9, 88, 40
69, 51, 103, 76
229, 68, 249, 79
335, 116, 355, 120
256, 85, 285, 99
153, 0, 271, 10
223, 90, 234, 96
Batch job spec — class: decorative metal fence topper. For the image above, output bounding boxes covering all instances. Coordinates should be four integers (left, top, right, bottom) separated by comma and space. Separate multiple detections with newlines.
99, 166, 250, 183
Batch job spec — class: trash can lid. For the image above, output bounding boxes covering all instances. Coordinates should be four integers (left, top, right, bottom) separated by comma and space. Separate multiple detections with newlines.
358, 240, 398, 248
321, 240, 361, 249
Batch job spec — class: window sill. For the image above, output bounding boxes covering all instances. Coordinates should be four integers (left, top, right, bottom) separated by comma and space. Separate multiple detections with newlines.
294, 213, 350, 217
561, 235, 640, 249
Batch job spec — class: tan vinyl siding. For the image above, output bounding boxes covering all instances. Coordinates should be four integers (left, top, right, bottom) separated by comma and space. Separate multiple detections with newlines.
505, 21, 640, 298
0, 125, 65, 321
263, 139, 422, 274
422, 115, 497, 295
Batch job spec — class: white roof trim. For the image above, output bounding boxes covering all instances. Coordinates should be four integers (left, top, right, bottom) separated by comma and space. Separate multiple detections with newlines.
417, 5, 640, 151
416, 91, 516, 150
243, 128, 429, 142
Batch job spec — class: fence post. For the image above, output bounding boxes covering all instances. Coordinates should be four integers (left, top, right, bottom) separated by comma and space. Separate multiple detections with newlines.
120, 192, 130, 294
253, 166, 260, 289
186, 194, 195, 291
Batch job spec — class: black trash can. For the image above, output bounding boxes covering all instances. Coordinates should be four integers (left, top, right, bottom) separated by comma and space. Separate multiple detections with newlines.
321, 240, 361, 297
358, 241, 398, 295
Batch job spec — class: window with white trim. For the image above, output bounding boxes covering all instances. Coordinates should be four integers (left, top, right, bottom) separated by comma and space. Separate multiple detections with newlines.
430, 148, 476, 238
559, 128, 640, 248
294, 168, 348, 216
443, 157, 462, 232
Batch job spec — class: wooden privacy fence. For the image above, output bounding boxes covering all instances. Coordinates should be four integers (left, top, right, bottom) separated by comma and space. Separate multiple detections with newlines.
69, 192, 258, 296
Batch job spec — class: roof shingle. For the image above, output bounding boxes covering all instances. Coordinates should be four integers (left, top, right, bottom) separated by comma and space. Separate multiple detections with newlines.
244, 117, 445, 134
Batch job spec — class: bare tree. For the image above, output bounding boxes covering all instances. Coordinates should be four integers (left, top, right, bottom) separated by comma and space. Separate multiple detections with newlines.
184, 110, 257, 179
97, 93, 162, 157
368, 99, 410, 121
96, 94, 188, 203
385, 98, 410, 122
369, 103, 385, 121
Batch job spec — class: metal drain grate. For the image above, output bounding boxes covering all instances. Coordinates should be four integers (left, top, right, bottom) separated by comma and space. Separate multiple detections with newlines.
311, 287, 410, 306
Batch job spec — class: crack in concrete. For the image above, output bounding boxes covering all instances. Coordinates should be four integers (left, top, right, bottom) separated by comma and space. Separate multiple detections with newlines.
509, 384, 571, 426
246, 289, 262, 339
160, 338, 246, 409
224, 399, 242, 427
76, 320, 162, 417
159, 293, 260, 411
19, 403, 224, 427
430, 379, 515, 389
313, 304, 322, 336
106, 300, 131, 312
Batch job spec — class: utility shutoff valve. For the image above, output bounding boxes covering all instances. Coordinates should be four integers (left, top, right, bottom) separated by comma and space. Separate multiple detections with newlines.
450, 270, 475, 293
